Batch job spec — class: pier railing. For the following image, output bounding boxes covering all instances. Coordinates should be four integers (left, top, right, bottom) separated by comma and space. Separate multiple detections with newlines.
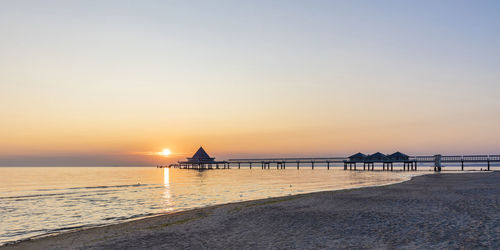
223, 155, 500, 171
227, 157, 348, 164
228, 155, 500, 163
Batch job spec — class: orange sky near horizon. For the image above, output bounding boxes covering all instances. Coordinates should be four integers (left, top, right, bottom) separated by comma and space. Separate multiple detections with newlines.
1, 1, 500, 166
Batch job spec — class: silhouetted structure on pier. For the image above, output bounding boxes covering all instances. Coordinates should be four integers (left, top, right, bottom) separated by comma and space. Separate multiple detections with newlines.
172, 147, 228, 170
388, 152, 409, 161
345, 152, 415, 171
348, 153, 366, 162
187, 147, 215, 163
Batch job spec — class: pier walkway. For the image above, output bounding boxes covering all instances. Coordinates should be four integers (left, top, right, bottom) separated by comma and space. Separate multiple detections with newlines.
170, 155, 500, 172
224, 155, 500, 171
167, 148, 500, 172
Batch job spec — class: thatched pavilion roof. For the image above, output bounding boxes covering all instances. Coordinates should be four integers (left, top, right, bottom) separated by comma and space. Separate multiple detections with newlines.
349, 152, 367, 161
388, 152, 409, 161
366, 152, 387, 161
187, 147, 215, 163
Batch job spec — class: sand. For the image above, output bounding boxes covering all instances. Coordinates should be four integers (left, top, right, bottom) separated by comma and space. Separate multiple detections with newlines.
2, 172, 499, 249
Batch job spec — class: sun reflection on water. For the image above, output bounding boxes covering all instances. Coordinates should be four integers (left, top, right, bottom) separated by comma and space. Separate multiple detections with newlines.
164, 168, 170, 185
163, 168, 172, 211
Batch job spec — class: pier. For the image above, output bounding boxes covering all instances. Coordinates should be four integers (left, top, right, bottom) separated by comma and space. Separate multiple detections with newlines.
168, 148, 500, 172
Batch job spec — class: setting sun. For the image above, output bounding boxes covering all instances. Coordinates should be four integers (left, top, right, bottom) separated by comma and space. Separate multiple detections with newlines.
159, 148, 171, 157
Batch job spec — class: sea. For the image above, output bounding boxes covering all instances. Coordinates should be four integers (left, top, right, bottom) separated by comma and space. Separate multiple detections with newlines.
0, 166, 430, 245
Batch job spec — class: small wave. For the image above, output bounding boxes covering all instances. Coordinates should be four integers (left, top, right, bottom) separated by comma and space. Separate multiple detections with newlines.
0, 212, 162, 247
48, 225, 88, 232
34, 183, 155, 192
66, 183, 155, 190
1, 229, 47, 238
102, 213, 155, 221
0, 184, 160, 200
1, 192, 70, 200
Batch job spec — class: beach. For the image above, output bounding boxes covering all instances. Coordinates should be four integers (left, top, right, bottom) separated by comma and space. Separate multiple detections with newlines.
3, 172, 499, 249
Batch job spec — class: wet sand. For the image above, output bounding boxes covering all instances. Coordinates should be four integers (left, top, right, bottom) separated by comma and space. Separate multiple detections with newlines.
3, 172, 499, 249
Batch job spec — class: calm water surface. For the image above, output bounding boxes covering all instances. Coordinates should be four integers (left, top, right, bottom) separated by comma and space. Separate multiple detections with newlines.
0, 167, 425, 245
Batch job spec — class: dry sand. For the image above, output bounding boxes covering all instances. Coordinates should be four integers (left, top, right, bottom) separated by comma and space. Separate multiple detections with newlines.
2, 172, 500, 249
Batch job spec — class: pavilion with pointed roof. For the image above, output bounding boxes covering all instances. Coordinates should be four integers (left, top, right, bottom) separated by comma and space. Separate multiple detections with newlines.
187, 147, 215, 163
176, 146, 228, 169
348, 152, 366, 162
365, 152, 387, 162
387, 152, 409, 161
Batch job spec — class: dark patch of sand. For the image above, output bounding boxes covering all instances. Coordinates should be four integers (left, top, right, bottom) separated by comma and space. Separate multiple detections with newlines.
3, 172, 500, 249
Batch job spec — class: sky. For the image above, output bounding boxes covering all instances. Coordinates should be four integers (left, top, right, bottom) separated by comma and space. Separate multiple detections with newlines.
1, 0, 500, 166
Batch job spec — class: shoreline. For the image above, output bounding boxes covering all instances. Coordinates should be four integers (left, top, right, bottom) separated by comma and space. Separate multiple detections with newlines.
3, 171, 499, 249
0, 169, 424, 246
